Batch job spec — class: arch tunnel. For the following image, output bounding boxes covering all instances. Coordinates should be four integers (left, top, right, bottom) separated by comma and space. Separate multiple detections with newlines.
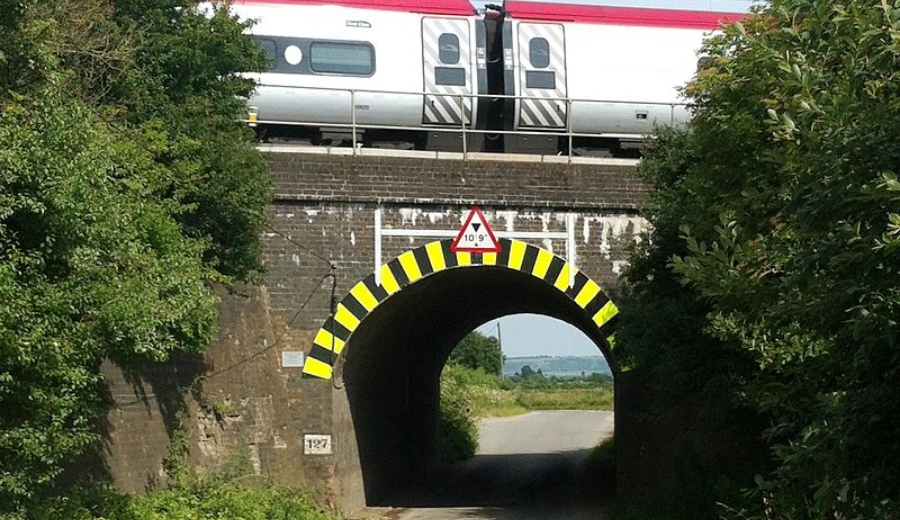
302, 239, 620, 506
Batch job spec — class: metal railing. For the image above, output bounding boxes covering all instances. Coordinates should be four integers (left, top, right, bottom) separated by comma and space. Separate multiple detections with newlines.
245, 84, 690, 162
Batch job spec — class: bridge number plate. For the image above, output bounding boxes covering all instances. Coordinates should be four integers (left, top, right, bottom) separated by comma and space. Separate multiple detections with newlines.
303, 434, 332, 455
451, 206, 502, 253
281, 351, 304, 368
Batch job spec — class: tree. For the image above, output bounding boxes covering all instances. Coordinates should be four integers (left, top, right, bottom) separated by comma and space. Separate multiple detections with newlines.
621, 0, 900, 517
448, 331, 502, 375
0, 0, 270, 509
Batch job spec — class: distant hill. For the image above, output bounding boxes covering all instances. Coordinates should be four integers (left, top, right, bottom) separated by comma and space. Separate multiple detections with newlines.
503, 356, 611, 377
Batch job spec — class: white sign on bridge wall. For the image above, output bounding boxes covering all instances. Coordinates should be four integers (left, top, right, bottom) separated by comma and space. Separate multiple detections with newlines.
303, 434, 332, 455
281, 351, 305, 368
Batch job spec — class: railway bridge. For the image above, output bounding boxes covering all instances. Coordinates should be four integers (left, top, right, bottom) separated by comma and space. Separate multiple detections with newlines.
97, 148, 667, 513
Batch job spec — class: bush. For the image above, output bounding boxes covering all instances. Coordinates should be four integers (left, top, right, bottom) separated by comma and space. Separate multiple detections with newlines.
17, 446, 333, 520
19, 480, 336, 520
0, 0, 270, 507
586, 435, 615, 467
438, 366, 479, 463
619, 0, 900, 516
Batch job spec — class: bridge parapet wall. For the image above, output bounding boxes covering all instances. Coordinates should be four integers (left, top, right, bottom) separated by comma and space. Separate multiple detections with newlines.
268, 152, 649, 209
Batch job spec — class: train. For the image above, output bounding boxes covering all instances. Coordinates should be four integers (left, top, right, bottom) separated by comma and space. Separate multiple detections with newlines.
227, 0, 751, 155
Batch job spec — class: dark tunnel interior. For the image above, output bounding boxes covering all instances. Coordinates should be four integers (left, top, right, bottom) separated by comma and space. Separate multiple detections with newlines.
335, 266, 613, 505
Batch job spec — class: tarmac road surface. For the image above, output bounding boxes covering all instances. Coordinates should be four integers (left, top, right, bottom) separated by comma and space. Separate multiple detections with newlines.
354, 410, 615, 520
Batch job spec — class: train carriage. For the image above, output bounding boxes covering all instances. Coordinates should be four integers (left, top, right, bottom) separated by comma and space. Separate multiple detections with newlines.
499, 0, 744, 154
232, 0, 488, 149
225, 0, 752, 155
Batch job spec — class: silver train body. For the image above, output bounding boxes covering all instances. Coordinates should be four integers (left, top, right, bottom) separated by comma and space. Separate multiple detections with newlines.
232, 0, 749, 154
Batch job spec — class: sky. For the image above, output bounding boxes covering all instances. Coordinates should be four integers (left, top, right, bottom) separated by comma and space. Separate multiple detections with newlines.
476, 313, 603, 358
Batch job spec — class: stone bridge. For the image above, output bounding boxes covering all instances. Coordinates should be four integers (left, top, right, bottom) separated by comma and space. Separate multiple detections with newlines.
97, 149, 660, 513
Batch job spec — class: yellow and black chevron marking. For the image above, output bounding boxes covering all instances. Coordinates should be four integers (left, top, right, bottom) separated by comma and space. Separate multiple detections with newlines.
302, 238, 620, 379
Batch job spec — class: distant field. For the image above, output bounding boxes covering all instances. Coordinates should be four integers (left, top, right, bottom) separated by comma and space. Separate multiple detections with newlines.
503, 355, 612, 377
446, 366, 615, 418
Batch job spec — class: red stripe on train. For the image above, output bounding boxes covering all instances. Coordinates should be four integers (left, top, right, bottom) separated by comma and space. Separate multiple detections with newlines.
232, 0, 477, 16
504, 1, 745, 29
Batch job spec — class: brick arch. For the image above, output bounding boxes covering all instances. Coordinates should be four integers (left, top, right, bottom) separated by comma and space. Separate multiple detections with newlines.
302, 238, 619, 379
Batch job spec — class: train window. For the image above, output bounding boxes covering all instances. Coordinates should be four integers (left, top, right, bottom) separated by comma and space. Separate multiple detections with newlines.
529, 38, 550, 69
435, 67, 466, 86
310, 41, 374, 75
253, 38, 277, 69
438, 33, 460, 64
525, 70, 555, 89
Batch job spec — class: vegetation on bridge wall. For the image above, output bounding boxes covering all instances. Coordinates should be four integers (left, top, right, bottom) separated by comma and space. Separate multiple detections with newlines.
618, 0, 900, 518
0, 0, 270, 512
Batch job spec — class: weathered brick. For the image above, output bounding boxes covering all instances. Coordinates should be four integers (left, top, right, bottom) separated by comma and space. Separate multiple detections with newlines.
94, 152, 650, 510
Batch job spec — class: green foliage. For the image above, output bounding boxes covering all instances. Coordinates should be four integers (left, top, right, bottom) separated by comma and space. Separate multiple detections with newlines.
20, 475, 336, 520
616, 128, 755, 394
448, 331, 502, 375
443, 362, 508, 389
586, 435, 615, 467
514, 387, 613, 411
0, 0, 270, 509
438, 365, 479, 464
212, 400, 237, 421
11, 419, 337, 520
442, 364, 526, 418
106, 1, 272, 280
584, 435, 617, 494
444, 364, 614, 416
620, 0, 900, 517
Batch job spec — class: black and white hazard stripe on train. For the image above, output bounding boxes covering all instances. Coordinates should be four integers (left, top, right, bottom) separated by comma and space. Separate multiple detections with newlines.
422, 17, 473, 125
517, 22, 567, 128
303, 238, 619, 379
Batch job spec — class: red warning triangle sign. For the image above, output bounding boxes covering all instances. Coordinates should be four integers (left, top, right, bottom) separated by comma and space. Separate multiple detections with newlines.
451, 206, 502, 253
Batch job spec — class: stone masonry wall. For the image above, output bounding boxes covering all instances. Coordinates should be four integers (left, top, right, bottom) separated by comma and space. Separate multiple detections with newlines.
96, 152, 650, 512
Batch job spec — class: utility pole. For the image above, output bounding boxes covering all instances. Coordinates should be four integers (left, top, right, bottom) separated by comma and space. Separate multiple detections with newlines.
497, 322, 504, 380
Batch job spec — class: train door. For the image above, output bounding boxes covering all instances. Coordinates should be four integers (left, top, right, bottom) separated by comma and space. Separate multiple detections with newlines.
516, 23, 567, 129
421, 17, 474, 128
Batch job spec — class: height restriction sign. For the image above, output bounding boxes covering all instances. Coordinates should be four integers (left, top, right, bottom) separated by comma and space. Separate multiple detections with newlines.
451, 206, 502, 253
